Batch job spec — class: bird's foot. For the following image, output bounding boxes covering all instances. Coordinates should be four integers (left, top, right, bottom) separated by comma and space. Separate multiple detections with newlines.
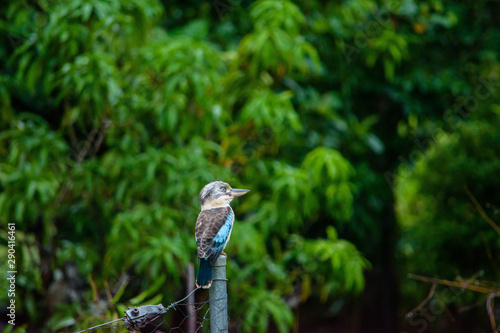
221, 251, 227, 257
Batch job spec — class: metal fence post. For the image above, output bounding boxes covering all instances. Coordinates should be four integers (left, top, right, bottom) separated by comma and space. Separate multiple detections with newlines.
210, 254, 228, 332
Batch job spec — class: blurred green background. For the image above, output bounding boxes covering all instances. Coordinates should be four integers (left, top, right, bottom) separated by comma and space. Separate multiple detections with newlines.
1, 0, 499, 332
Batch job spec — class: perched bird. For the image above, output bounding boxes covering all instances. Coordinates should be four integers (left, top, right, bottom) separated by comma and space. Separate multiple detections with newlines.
195, 181, 249, 288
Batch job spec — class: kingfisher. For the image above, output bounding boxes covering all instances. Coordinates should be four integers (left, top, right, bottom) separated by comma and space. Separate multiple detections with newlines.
195, 181, 249, 288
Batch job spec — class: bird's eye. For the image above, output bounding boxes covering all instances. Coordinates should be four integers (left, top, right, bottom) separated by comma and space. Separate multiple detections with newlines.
220, 186, 226, 192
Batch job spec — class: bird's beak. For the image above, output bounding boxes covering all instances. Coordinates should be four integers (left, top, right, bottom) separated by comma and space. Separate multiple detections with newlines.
229, 188, 250, 196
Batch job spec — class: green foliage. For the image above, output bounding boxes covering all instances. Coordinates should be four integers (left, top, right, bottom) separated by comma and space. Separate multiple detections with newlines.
240, 90, 301, 134
0, 0, 368, 331
241, 290, 293, 333
239, 0, 320, 78
0, 114, 66, 224
394, 101, 500, 331
395, 111, 500, 294
286, 226, 369, 301
1, 0, 499, 331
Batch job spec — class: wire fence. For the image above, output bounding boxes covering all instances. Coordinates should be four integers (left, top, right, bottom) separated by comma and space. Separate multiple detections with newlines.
73, 256, 229, 333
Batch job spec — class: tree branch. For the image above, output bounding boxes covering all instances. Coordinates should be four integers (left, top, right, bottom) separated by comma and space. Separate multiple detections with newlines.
464, 185, 500, 237
406, 283, 436, 318
408, 274, 500, 295
487, 293, 498, 333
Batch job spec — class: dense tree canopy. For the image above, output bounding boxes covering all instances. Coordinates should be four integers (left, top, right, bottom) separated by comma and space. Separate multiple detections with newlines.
0, 0, 499, 332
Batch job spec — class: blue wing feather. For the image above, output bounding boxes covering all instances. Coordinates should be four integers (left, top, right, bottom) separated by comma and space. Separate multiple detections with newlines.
195, 206, 235, 265
213, 209, 233, 243
208, 209, 233, 264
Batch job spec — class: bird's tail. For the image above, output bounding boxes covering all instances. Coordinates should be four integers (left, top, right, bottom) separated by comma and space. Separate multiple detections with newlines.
196, 258, 213, 289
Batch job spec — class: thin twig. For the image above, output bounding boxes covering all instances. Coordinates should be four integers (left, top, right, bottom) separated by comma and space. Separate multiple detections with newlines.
88, 274, 101, 310
103, 280, 118, 318
88, 116, 111, 159
458, 299, 483, 313
480, 232, 499, 276
444, 306, 456, 323
406, 284, 437, 318
487, 294, 498, 333
408, 274, 500, 295
464, 185, 500, 237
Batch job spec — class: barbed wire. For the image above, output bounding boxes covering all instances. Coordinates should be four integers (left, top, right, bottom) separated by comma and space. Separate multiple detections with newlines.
164, 299, 210, 333
164, 296, 229, 333
72, 287, 223, 333
74, 319, 125, 333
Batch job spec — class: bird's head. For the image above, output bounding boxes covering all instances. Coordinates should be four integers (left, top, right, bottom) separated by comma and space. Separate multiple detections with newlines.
199, 181, 249, 210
